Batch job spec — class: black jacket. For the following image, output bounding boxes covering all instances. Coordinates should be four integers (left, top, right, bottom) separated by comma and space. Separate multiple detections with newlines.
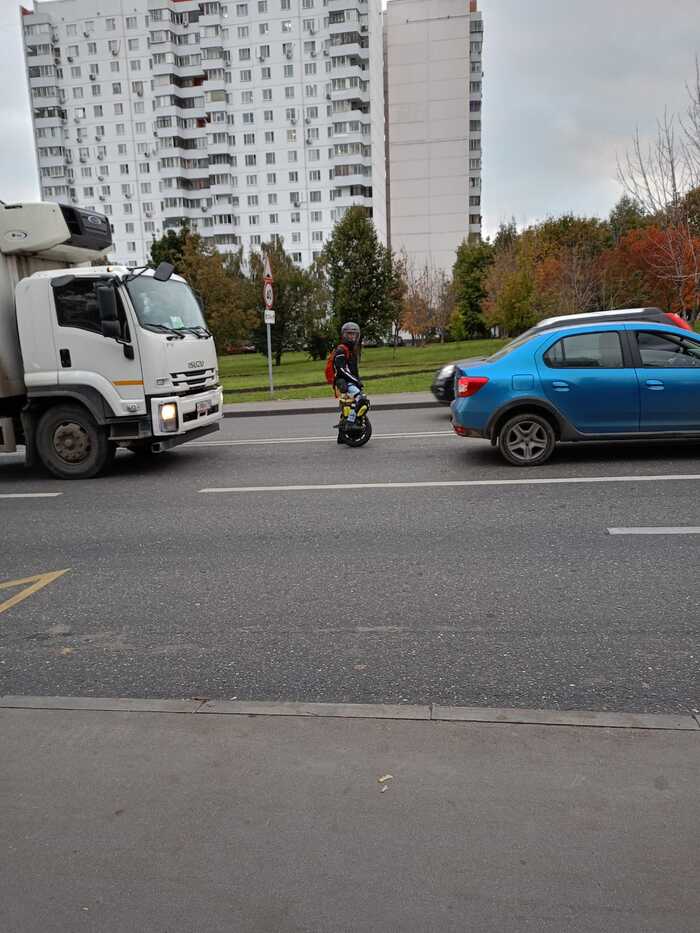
333, 343, 362, 393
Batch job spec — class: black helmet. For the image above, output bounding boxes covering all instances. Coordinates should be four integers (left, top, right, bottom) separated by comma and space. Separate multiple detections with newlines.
340, 321, 360, 347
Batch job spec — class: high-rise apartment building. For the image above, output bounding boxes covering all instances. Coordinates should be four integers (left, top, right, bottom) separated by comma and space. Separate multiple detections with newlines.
21, 0, 386, 267
384, 0, 482, 273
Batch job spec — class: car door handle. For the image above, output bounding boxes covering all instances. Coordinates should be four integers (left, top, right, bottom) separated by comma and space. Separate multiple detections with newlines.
645, 379, 664, 390
552, 380, 570, 391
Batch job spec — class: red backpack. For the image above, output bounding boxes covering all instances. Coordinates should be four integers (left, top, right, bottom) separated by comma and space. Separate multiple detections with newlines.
324, 344, 349, 390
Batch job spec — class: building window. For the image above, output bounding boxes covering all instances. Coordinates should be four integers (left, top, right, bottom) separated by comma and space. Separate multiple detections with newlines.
73, 86, 83, 99
309, 190, 321, 203
246, 174, 257, 185
261, 67, 271, 80
118, 143, 127, 155
128, 38, 139, 51
71, 66, 81, 78
91, 84, 101, 96
111, 61, 120, 73
238, 25, 249, 38
87, 42, 97, 55
262, 88, 272, 101
269, 213, 278, 224
282, 20, 292, 32
236, 3, 248, 14
243, 112, 254, 124
240, 69, 252, 82
67, 24, 77, 37
264, 109, 273, 121
244, 132, 255, 144
310, 210, 322, 222
267, 172, 276, 184
285, 86, 295, 99
130, 60, 141, 72
284, 64, 294, 78
281, 0, 291, 8
309, 169, 321, 181
268, 193, 277, 205
312, 230, 323, 242
126, 16, 138, 29
266, 152, 275, 165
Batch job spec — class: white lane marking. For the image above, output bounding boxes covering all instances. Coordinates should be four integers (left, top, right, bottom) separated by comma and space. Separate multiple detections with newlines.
608, 526, 700, 535
190, 430, 454, 447
0, 493, 62, 499
200, 473, 700, 494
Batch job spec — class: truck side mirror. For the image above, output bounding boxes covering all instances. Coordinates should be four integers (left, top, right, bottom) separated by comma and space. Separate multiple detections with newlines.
153, 261, 174, 282
96, 285, 120, 339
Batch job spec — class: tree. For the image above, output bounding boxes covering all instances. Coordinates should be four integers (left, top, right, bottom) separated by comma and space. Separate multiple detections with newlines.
322, 207, 392, 342
150, 226, 190, 271
386, 251, 407, 352
248, 239, 319, 365
609, 195, 648, 243
178, 232, 256, 350
452, 237, 493, 337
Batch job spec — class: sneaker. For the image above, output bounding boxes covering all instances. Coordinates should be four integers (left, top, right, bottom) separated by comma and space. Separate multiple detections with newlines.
337, 431, 345, 444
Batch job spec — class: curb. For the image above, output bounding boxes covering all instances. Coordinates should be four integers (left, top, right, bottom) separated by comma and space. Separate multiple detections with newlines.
223, 399, 444, 418
1, 696, 698, 731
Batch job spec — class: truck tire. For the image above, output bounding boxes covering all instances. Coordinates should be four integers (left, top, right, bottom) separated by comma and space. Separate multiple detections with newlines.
36, 404, 115, 479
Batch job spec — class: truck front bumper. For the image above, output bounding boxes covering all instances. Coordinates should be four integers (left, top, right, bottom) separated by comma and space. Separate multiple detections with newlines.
150, 386, 223, 438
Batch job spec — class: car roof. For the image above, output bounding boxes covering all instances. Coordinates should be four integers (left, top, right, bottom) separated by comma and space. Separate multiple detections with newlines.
529, 308, 671, 333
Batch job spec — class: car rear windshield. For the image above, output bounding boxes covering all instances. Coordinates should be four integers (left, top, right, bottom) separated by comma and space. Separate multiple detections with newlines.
486, 333, 536, 362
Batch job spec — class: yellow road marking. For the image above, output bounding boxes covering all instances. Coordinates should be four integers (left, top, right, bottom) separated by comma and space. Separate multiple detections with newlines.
113, 380, 144, 387
0, 569, 69, 616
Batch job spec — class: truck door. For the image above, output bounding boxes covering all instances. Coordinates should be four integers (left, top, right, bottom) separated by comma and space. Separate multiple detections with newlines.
50, 277, 146, 417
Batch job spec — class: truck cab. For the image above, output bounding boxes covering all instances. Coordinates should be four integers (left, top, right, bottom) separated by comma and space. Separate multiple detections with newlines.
0, 201, 222, 479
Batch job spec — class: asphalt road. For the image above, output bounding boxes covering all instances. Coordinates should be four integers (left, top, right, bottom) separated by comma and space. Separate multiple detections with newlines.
1, 406, 698, 713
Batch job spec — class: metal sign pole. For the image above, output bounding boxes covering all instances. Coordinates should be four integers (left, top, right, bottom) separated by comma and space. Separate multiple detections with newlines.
263, 254, 275, 395
266, 321, 274, 394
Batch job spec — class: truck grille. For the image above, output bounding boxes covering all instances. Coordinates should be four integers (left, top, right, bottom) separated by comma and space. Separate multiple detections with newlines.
170, 367, 217, 393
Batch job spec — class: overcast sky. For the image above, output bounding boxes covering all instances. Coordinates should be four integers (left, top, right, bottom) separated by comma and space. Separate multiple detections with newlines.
1, 0, 698, 239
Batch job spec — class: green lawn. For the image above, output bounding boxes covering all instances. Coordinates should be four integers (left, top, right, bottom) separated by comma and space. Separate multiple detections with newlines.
219, 339, 505, 402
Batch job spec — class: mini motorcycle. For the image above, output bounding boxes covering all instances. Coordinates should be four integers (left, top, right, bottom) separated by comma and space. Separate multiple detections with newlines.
336, 392, 372, 447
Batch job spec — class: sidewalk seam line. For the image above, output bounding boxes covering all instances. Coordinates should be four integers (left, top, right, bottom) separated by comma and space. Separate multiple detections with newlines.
1, 698, 698, 731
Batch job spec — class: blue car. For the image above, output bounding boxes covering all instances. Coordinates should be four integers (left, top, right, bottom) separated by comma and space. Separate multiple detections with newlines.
450, 308, 700, 466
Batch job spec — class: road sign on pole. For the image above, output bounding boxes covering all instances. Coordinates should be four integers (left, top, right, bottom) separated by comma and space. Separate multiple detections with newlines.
262, 254, 274, 395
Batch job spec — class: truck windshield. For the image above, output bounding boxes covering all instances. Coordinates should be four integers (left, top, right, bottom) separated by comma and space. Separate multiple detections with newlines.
126, 276, 208, 334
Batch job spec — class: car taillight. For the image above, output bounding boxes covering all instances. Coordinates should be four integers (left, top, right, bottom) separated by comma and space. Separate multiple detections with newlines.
456, 376, 489, 398
665, 312, 693, 331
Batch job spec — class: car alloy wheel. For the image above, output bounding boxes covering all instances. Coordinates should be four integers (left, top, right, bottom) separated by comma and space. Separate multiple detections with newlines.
498, 413, 555, 467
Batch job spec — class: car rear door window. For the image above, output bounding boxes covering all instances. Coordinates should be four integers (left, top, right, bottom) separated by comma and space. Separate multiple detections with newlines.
543, 331, 624, 369
636, 331, 700, 368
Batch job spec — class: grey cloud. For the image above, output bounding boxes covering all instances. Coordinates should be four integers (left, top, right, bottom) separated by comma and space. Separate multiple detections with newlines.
481, 0, 700, 236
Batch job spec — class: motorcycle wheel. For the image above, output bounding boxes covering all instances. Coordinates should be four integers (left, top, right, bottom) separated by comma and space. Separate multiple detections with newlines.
342, 416, 372, 447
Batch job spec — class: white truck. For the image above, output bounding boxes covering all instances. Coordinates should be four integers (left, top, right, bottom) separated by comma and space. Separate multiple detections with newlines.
0, 200, 223, 479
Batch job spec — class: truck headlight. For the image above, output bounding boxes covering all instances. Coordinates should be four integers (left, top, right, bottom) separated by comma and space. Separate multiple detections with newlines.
158, 402, 178, 432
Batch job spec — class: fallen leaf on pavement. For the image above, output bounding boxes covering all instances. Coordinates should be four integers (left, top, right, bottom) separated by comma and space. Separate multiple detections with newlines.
378, 774, 393, 784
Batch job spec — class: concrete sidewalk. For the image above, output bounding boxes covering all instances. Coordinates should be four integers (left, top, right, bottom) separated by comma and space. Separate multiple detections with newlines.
1, 700, 698, 933
223, 390, 442, 418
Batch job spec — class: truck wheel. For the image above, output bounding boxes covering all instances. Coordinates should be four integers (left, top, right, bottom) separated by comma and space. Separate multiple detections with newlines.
36, 405, 114, 479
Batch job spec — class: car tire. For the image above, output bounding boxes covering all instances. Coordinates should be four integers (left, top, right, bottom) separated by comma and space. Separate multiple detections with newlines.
36, 404, 114, 479
498, 412, 556, 467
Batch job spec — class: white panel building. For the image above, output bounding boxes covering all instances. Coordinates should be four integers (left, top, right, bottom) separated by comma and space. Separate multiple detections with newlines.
384, 0, 482, 274
21, 0, 386, 268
